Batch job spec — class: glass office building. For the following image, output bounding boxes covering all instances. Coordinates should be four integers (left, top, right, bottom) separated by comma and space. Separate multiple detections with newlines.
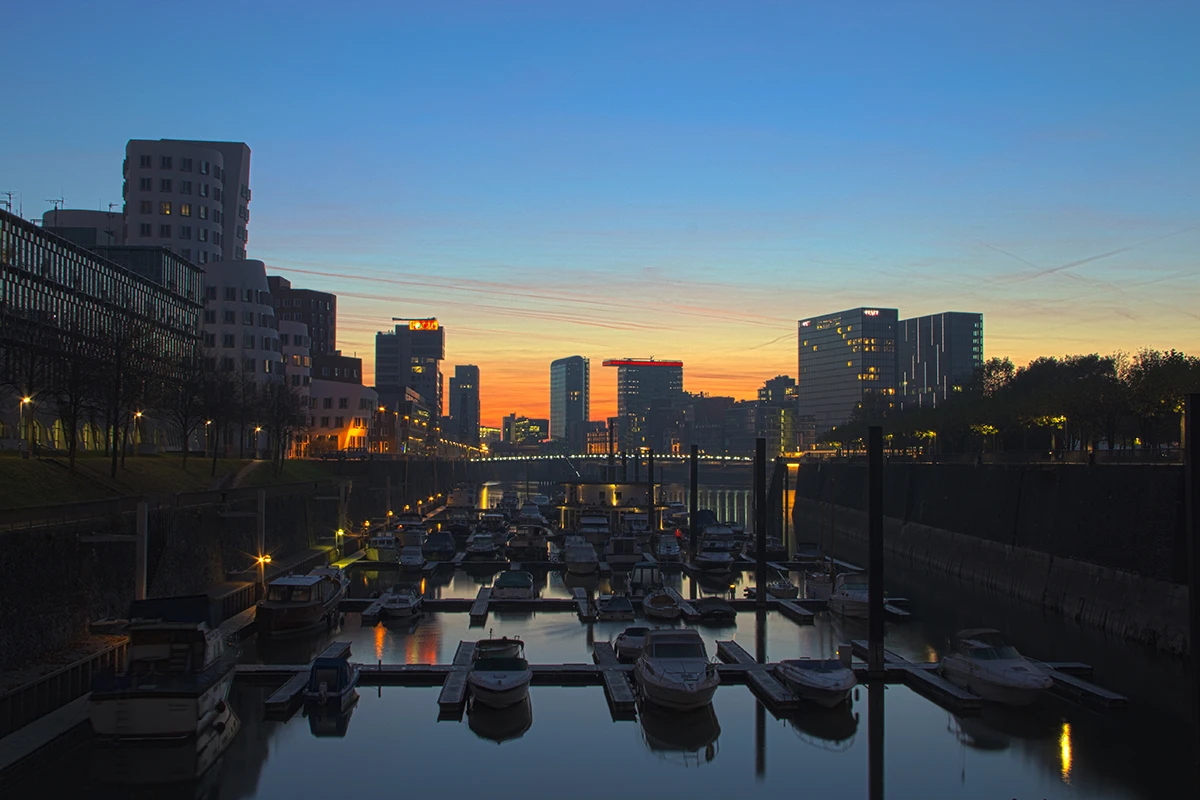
898, 312, 983, 409
797, 307, 898, 434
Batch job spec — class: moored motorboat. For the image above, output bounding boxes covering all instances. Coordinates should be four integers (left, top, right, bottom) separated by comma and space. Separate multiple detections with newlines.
827, 572, 869, 618
694, 596, 736, 623
565, 541, 599, 575
578, 510, 612, 546
468, 640, 532, 709
776, 658, 857, 707
476, 634, 524, 660
939, 629, 1053, 706
507, 524, 549, 561
655, 535, 681, 562
365, 532, 401, 563
805, 570, 833, 601
399, 545, 426, 571
604, 533, 642, 568
635, 629, 719, 711
466, 532, 499, 560
493, 569, 536, 599
694, 524, 737, 571
614, 626, 650, 660
90, 597, 237, 741
302, 651, 360, 712
423, 530, 458, 561
596, 594, 635, 621
379, 583, 424, 621
792, 541, 823, 566
745, 576, 798, 599
257, 572, 345, 637
642, 586, 682, 620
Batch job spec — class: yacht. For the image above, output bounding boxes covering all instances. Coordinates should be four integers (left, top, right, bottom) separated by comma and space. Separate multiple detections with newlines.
476, 634, 524, 660
604, 534, 642, 568
90, 600, 237, 741
805, 570, 833, 601
694, 596, 736, 623
423, 529, 458, 562
399, 545, 426, 571
516, 501, 546, 525
596, 594, 635, 621
302, 651, 360, 712
578, 510, 612, 546
827, 572, 870, 618
614, 626, 650, 660
507, 525, 549, 561
498, 490, 521, 515
565, 541, 600, 575
466, 532, 499, 560
694, 524, 737, 571
622, 512, 652, 543
479, 511, 508, 535
379, 584, 424, 621
776, 658, 857, 707
468, 639, 532, 709
655, 535, 681, 563
642, 586, 682, 620
365, 532, 401, 563
257, 571, 345, 637
493, 570, 536, 599
635, 630, 719, 711
940, 629, 1053, 706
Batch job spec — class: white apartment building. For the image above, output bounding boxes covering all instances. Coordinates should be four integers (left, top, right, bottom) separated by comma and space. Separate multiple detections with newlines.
123, 139, 251, 265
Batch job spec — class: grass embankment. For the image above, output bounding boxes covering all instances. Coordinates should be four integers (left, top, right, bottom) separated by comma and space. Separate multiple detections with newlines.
0, 452, 337, 510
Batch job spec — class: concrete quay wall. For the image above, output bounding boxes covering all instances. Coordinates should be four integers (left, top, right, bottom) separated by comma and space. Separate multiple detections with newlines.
791, 462, 1189, 653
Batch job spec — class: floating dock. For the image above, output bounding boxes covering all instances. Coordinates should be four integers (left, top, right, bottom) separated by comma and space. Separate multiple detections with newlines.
591, 642, 637, 718
468, 588, 491, 625
715, 640, 799, 714
263, 641, 351, 717
436, 641, 478, 718
776, 599, 815, 625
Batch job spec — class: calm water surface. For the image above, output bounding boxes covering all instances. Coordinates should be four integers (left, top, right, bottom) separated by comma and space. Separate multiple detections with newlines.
9, 481, 1189, 798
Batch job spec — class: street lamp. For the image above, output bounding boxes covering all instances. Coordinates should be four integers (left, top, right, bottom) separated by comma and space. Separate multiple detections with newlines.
18, 396, 31, 455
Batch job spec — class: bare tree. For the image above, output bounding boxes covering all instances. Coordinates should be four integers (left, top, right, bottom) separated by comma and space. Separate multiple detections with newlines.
261, 378, 307, 473
200, 356, 239, 477
95, 315, 152, 478
48, 330, 98, 470
159, 343, 209, 470
0, 313, 55, 453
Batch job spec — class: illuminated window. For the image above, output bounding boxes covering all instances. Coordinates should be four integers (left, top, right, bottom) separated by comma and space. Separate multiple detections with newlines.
160, 202, 171, 215
180, 203, 191, 217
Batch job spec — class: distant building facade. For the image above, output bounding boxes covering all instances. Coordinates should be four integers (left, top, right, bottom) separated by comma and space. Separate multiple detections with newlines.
603, 358, 684, 452
898, 312, 983, 410
798, 307, 898, 434
196, 259, 282, 383
550, 355, 589, 450
123, 139, 252, 265
42, 209, 125, 248
268, 276, 337, 355
375, 319, 445, 438
448, 364, 481, 446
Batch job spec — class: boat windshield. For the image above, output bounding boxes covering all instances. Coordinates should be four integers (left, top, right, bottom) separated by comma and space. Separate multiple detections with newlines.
650, 642, 707, 659
841, 574, 869, 589
968, 645, 1021, 660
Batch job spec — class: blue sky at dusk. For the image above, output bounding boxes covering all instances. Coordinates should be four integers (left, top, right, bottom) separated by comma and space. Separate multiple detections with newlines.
3, 0, 1197, 423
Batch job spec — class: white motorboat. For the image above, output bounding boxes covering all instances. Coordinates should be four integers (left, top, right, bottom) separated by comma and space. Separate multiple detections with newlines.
578, 512, 612, 546
466, 532, 499, 560
604, 534, 642, 568
745, 576, 798, 600
940, 629, 1053, 706
622, 512, 652, 543
476, 635, 524, 660
90, 601, 237, 741
694, 524, 737, 571
399, 545, 426, 571
596, 594, 635, 621
655, 535, 681, 562
565, 542, 599, 575
365, 533, 401, 563
379, 584, 424, 620
635, 629, 719, 711
642, 586, 682, 620
468, 641, 532, 709
493, 570, 536, 599
776, 658, 857, 708
827, 572, 870, 618
614, 626, 651, 660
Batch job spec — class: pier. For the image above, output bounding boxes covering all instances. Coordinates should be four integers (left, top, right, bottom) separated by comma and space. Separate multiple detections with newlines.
591, 642, 637, 718
715, 640, 799, 713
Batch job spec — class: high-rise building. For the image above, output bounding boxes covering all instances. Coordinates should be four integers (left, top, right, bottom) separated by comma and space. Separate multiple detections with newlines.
758, 375, 798, 453
899, 312, 984, 409
602, 358, 684, 452
123, 139, 251, 265
375, 319, 445, 433
448, 365, 481, 446
267, 276, 337, 355
797, 307, 899, 434
197, 259, 284, 384
550, 355, 589, 450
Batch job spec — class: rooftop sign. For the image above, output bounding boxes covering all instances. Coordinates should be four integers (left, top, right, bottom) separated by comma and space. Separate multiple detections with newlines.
602, 359, 684, 368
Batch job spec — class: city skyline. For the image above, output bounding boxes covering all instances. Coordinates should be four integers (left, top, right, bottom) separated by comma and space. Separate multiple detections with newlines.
4, 1, 1198, 426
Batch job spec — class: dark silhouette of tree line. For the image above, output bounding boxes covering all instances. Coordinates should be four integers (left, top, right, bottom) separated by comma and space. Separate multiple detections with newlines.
822, 349, 1200, 456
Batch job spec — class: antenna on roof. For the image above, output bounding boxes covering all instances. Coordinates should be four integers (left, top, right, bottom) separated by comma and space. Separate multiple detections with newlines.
45, 196, 65, 228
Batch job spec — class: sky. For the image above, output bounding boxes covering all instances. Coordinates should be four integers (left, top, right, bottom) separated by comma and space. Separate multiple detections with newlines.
3, 0, 1198, 426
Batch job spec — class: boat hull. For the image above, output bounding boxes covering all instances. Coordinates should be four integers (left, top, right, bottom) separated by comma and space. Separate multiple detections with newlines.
828, 595, 869, 618
468, 673, 532, 709
642, 596, 682, 621
365, 547, 400, 562
256, 596, 341, 637
566, 560, 599, 575
636, 667, 719, 711
941, 660, 1049, 706
776, 664, 856, 708
90, 670, 234, 739
693, 555, 734, 571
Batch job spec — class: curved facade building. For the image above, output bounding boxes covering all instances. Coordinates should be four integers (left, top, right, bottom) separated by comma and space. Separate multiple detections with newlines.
199, 259, 282, 380
123, 139, 251, 265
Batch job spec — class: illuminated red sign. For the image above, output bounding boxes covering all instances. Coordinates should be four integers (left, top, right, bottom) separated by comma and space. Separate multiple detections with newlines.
863, 309, 879, 317
408, 319, 439, 331
602, 359, 684, 368
800, 320, 811, 327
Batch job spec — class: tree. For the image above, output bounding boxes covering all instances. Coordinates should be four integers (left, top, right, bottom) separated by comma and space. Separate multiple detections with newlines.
159, 344, 209, 470
48, 330, 99, 471
200, 357, 239, 477
260, 378, 307, 473
94, 315, 152, 478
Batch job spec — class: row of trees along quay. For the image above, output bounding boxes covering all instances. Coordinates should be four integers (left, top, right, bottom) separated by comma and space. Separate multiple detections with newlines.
0, 304, 306, 477
824, 349, 1200, 456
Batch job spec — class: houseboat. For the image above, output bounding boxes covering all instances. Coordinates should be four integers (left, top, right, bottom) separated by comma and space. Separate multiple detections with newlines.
256, 572, 345, 637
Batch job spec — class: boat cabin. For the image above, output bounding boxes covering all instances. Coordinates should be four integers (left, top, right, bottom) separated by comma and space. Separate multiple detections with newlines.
642, 630, 709, 660
265, 574, 340, 605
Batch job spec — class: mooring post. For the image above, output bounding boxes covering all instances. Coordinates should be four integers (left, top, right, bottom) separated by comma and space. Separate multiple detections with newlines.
755, 437, 768, 609
868, 424, 884, 677
135, 501, 148, 601
1185, 393, 1200, 781
647, 449, 656, 533
868, 678, 885, 800
386, 473, 392, 517
257, 489, 267, 596
689, 444, 699, 555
